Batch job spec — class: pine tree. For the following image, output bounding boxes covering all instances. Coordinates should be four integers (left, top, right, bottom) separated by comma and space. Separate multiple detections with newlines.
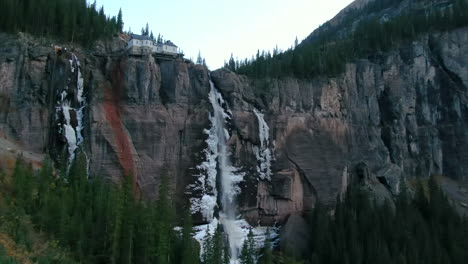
197, 50, 203, 64
144, 23, 150, 36
223, 243, 230, 264
118, 175, 135, 264
228, 53, 236, 71
201, 226, 214, 264
155, 173, 173, 264
260, 228, 273, 264
110, 180, 124, 264
11, 157, 33, 212
116, 8, 123, 33
212, 225, 225, 264
181, 208, 199, 264
239, 229, 256, 264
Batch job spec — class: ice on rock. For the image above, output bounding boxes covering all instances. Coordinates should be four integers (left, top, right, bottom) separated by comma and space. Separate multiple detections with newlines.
253, 108, 273, 180
189, 79, 253, 262
189, 115, 220, 218
63, 108, 77, 163
56, 53, 88, 171
61, 91, 67, 101
69, 59, 74, 72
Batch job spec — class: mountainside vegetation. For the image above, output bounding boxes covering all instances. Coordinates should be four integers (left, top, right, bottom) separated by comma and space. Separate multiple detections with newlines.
293, 179, 468, 264
0, 0, 123, 46
1, 158, 466, 263
232, 0, 468, 79
0, 155, 199, 264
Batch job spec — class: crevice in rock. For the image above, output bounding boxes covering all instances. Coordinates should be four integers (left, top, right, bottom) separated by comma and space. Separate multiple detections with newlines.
428, 34, 466, 92
377, 176, 391, 189
284, 151, 318, 202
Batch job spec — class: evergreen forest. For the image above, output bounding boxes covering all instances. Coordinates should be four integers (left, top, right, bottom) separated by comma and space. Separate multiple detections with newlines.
0, 0, 123, 46
230, 0, 468, 79
1, 156, 466, 263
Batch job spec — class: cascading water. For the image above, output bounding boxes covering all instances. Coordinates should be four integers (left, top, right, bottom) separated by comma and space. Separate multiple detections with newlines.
210, 83, 246, 261
56, 53, 88, 171
190, 78, 277, 263
190, 79, 245, 261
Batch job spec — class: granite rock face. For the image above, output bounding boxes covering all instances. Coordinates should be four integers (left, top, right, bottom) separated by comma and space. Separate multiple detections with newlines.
0, 26, 466, 224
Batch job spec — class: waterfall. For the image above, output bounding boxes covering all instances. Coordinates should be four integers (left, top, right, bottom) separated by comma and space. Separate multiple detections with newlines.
56, 53, 88, 171
253, 108, 272, 180
189, 78, 278, 263
191, 79, 245, 261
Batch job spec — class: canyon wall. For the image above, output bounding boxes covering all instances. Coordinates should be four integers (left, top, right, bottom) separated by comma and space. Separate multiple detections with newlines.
0, 26, 466, 224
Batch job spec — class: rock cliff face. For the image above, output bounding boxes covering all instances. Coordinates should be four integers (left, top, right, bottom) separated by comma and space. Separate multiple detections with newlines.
211, 27, 468, 223
0, 26, 466, 224
0, 33, 212, 204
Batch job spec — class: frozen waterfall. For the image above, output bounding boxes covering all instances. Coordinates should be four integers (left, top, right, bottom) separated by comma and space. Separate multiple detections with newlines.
253, 108, 272, 180
189, 78, 278, 263
56, 53, 88, 171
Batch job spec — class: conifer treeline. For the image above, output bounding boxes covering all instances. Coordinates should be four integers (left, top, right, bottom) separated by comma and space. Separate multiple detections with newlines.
1, 157, 467, 263
0, 154, 199, 264
294, 179, 468, 264
0, 155, 272, 263
0, 0, 123, 46
232, 0, 468, 80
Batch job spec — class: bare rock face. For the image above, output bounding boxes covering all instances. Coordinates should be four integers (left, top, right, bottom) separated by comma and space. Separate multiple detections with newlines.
86, 56, 212, 200
211, 27, 468, 224
0, 33, 50, 154
0, 33, 212, 204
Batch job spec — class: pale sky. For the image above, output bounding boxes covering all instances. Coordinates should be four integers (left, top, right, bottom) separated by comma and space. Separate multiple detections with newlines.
89, 0, 354, 69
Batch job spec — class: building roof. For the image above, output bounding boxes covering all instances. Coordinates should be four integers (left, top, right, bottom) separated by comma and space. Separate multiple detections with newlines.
164, 40, 177, 47
130, 34, 152, 41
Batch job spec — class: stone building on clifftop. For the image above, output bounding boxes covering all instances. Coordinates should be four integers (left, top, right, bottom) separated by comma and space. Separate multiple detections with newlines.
126, 34, 180, 57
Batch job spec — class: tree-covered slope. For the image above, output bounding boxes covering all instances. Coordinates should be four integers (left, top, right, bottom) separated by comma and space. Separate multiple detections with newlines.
0, 0, 123, 46
0, 156, 200, 264
232, 0, 468, 79
1, 158, 466, 264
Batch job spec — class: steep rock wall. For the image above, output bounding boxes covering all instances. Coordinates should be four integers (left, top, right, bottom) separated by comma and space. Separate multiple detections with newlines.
0, 27, 466, 224
0, 33, 212, 204
211, 27, 467, 223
